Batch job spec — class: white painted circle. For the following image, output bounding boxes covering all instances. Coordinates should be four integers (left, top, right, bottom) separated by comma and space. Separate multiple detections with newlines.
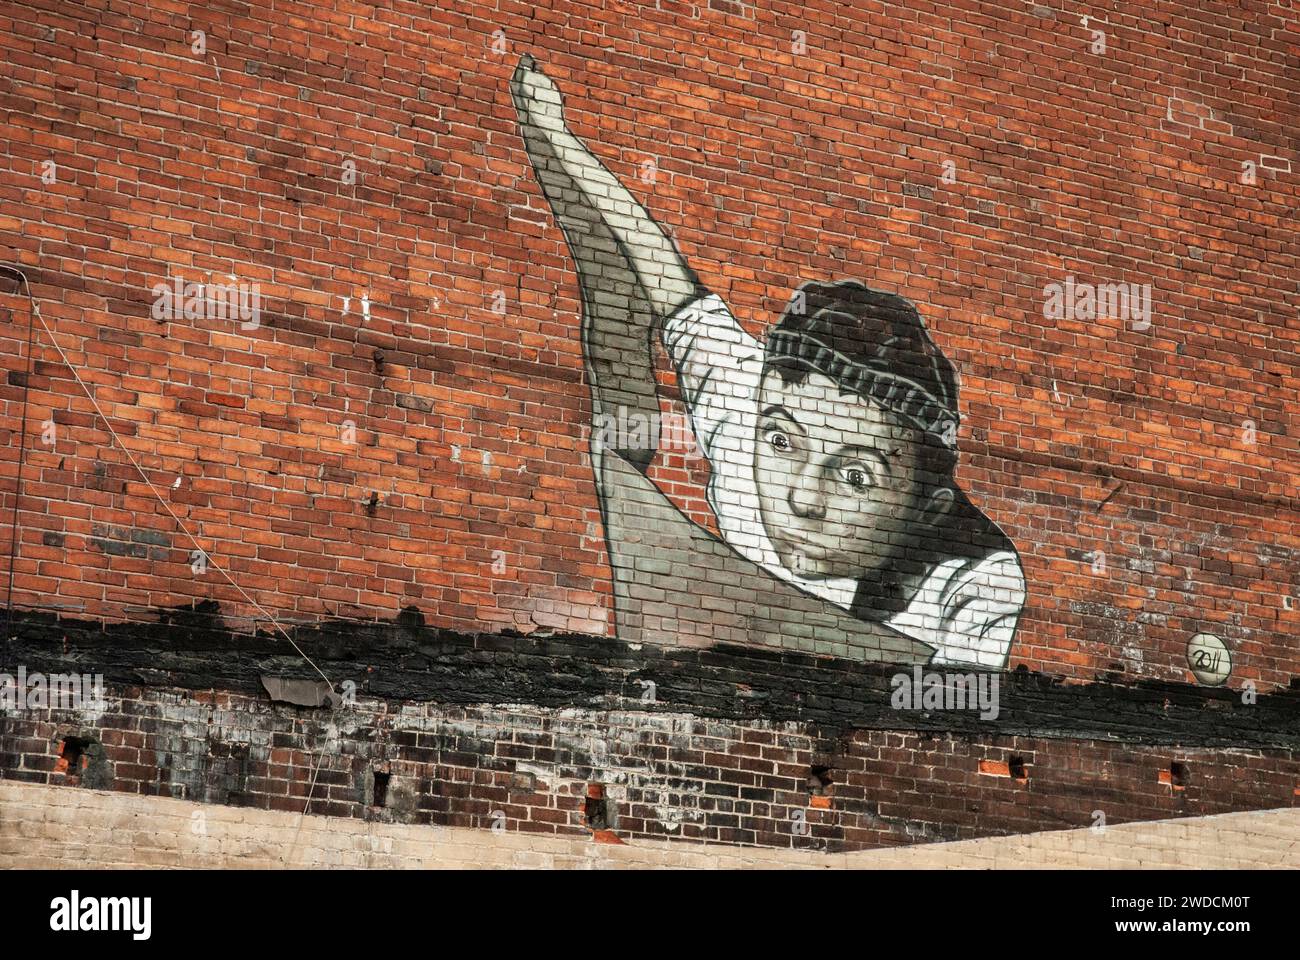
1186, 633, 1232, 686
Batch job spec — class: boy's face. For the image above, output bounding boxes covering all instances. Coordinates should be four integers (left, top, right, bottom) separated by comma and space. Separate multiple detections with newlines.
754, 368, 946, 580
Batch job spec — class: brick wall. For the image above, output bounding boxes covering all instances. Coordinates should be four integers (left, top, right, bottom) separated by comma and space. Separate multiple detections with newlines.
0, 0, 1298, 861
1, 0, 1297, 679
1, 680, 1297, 853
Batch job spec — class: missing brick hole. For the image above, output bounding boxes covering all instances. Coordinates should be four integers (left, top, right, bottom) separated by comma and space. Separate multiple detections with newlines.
806, 765, 833, 795
59, 736, 90, 775
584, 789, 610, 831
372, 771, 390, 808
1008, 756, 1028, 780
1170, 761, 1189, 788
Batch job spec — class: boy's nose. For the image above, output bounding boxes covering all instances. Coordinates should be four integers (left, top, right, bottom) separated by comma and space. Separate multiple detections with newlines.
787, 469, 826, 520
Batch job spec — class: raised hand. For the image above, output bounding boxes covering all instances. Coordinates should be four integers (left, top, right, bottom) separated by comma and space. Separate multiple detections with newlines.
509, 55, 701, 324
511, 54, 567, 137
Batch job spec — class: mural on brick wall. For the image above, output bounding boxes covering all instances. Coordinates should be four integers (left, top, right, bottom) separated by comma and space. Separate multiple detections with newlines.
511, 56, 1025, 668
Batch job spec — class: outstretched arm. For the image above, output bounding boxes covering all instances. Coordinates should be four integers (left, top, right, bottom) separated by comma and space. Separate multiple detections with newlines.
511, 55, 703, 471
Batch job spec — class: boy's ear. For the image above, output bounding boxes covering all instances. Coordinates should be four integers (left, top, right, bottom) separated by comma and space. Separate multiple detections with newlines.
920, 487, 954, 525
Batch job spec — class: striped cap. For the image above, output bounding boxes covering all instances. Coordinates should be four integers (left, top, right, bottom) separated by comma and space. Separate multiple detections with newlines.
766, 280, 961, 448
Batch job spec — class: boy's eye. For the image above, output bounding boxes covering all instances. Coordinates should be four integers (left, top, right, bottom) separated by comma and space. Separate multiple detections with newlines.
764, 428, 793, 453
837, 462, 874, 492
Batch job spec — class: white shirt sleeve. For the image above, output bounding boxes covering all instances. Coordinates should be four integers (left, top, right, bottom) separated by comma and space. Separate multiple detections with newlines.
660, 293, 785, 569
660, 293, 764, 463
887, 550, 1026, 670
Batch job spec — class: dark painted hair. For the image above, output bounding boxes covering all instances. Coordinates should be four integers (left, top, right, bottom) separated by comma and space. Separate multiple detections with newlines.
763, 280, 960, 487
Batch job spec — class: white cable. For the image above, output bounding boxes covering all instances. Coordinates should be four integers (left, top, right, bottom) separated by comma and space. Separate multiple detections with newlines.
13, 276, 334, 690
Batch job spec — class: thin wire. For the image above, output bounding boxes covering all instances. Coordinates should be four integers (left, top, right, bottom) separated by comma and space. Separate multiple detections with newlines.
2, 267, 37, 642
283, 750, 325, 868
4, 265, 333, 689
13, 269, 341, 870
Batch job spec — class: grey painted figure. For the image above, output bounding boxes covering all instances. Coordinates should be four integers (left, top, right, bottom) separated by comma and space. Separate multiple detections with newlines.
511, 57, 1025, 668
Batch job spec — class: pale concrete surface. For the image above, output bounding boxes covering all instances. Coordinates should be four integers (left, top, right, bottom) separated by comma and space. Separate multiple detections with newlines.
1, 780, 1296, 868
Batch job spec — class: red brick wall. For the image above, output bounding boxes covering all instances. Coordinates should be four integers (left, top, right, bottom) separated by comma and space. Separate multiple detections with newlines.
2, 681, 1295, 851
1, 1, 1297, 685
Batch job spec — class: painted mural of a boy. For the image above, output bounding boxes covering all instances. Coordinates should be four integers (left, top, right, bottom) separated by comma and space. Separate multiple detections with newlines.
511, 56, 1024, 668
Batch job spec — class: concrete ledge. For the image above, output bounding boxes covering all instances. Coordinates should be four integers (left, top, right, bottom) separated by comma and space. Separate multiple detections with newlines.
1, 781, 1296, 869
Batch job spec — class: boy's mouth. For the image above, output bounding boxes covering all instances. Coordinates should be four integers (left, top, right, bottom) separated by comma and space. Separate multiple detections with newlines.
774, 535, 830, 570
776, 527, 836, 553
780, 535, 818, 555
